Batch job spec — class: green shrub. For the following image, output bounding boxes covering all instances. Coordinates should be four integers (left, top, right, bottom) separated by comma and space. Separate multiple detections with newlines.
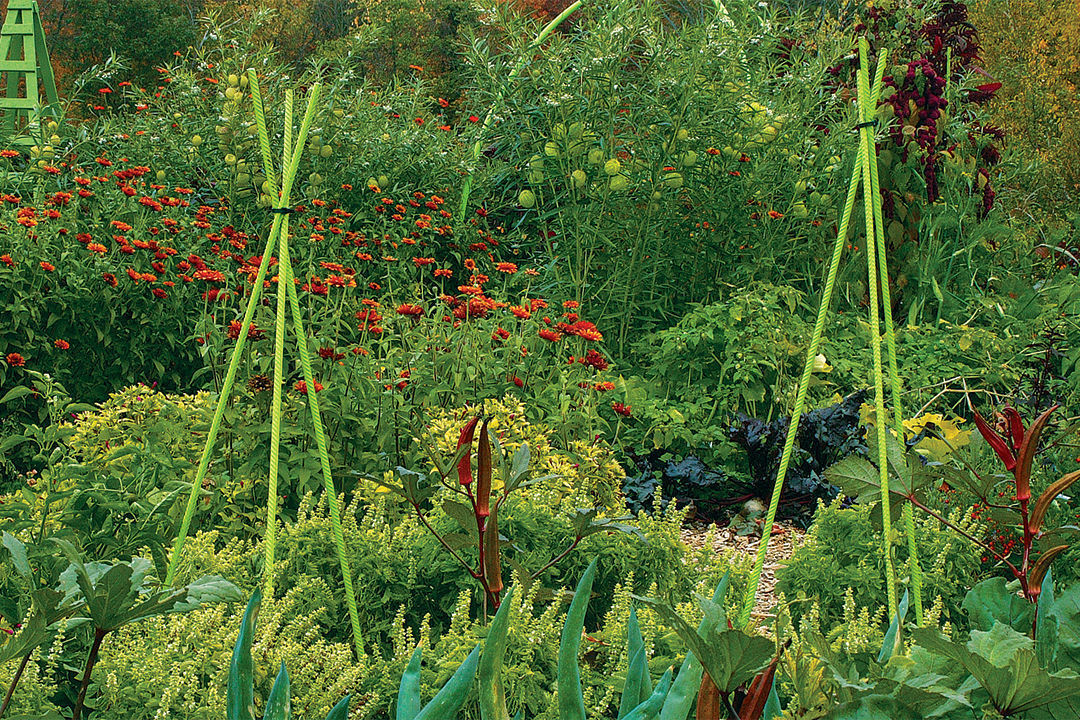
89, 575, 386, 720
775, 497, 984, 631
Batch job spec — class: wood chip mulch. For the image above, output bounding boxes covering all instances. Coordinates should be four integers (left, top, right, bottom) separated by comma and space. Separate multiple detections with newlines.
681, 521, 806, 620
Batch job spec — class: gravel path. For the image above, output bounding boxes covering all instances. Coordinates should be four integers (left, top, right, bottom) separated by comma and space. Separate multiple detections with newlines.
680, 521, 805, 620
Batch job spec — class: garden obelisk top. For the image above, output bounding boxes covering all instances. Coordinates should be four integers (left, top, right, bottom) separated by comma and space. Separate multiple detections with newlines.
0, 0, 59, 142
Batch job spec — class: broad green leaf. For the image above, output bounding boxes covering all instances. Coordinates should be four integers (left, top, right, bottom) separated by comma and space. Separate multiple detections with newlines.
508, 443, 530, 486
52, 539, 105, 623
442, 500, 479, 542
1036, 568, 1057, 668
658, 574, 730, 720
559, 558, 598, 720
961, 578, 1033, 634
914, 625, 1080, 715
0, 434, 29, 454
397, 646, 423, 720
2, 531, 31, 579
479, 588, 515, 720
171, 575, 244, 612
637, 596, 773, 693
0, 590, 81, 665
1049, 582, 1080, 671
414, 643, 481, 720
227, 590, 262, 720
826, 455, 884, 504
264, 663, 292, 720
822, 696, 922, 719
0, 386, 36, 404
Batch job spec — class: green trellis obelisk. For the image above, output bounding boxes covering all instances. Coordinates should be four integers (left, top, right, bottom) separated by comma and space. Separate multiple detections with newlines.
0, 0, 59, 141
738, 38, 925, 629
164, 71, 365, 658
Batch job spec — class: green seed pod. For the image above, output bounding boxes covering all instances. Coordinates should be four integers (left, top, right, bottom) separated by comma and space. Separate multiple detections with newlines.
377, 174, 388, 187
662, 172, 683, 188
603, 158, 621, 176
608, 174, 628, 191
571, 169, 587, 188
680, 150, 697, 167
320, 145, 333, 158
588, 149, 605, 165
544, 141, 560, 158
518, 189, 536, 207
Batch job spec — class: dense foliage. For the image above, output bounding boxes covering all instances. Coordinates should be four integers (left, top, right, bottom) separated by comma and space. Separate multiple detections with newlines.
1, 0, 1079, 717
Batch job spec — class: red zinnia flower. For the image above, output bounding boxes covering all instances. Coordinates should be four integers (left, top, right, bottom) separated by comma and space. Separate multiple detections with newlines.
40, 261, 55, 272
612, 402, 632, 417
193, 269, 227, 283
538, 328, 562, 342
294, 379, 324, 394
5, 352, 26, 367
54, 339, 70, 350
567, 321, 603, 341
396, 303, 424, 317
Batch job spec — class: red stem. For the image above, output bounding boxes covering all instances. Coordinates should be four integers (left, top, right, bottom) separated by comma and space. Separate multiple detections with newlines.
412, 502, 481, 580
907, 494, 1028, 592
0, 652, 31, 719
72, 628, 107, 720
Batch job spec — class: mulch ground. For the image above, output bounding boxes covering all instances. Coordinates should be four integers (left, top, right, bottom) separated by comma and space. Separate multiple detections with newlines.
680, 520, 805, 620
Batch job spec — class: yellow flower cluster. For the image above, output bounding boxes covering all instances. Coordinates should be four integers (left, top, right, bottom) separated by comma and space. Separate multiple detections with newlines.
418, 395, 626, 512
